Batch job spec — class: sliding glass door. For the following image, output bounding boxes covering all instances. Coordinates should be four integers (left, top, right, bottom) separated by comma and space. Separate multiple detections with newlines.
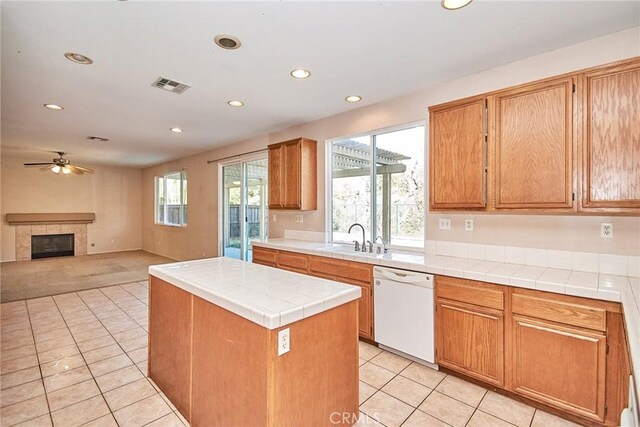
221, 157, 268, 261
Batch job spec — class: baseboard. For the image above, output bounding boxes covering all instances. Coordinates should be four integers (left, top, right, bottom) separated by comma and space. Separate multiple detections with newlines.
87, 247, 143, 255
139, 248, 179, 262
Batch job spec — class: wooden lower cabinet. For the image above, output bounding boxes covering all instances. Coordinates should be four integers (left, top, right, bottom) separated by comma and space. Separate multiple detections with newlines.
252, 246, 277, 267
511, 315, 606, 422
436, 299, 504, 387
276, 251, 308, 274
435, 276, 630, 426
252, 247, 375, 340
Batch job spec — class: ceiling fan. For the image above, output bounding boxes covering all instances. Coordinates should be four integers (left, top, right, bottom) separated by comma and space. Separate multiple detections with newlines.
23, 152, 94, 175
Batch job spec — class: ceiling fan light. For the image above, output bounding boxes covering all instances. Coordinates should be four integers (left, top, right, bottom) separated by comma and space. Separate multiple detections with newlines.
62, 166, 72, 174
52, 165, 61, 173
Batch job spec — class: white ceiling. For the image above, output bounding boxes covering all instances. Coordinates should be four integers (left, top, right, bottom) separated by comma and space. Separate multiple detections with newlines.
1, 1, 638, 168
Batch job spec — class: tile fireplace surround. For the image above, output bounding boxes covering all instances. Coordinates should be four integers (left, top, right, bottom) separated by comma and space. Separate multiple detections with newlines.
7, 213, 95, 261
15, 224, 88, 261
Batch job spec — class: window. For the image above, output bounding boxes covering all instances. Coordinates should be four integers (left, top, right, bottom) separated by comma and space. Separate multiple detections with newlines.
155, 170, 187, 226
330, 124, 425, 248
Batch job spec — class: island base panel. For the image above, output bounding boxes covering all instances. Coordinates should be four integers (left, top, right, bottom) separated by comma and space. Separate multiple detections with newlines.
148, 277, 193, 422
148, 275, 360, 427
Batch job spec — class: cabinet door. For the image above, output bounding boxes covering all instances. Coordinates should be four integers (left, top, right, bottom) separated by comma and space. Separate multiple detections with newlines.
436, 299, 504, 386
493, 77, 575, 209
341, 278, 373, 340
429, 97, 486, 209
511, 315, 606, 422
581, 60, 640, 211
268, 145, 284, 208
283, 141, 301, 209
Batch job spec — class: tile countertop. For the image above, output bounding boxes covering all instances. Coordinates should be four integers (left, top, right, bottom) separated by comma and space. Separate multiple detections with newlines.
148, 257, 361, 330
252, 238, 640, 417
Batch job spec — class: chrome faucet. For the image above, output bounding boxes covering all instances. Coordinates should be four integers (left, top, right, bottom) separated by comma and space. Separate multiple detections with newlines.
348, 223, 367, 252
375, 236, 388, 254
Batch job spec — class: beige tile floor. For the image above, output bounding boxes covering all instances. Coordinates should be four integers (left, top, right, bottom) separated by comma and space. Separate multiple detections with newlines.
0, 282, 581, 427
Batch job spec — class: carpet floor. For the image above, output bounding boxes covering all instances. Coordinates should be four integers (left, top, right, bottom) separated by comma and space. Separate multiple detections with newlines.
0, 250, 174, 302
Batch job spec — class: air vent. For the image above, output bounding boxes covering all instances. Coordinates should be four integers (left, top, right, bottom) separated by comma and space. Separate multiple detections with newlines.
86, 136, 110, 142
151, 77, 191, 94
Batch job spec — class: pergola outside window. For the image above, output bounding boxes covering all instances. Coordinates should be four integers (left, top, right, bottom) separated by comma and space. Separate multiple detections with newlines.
329, 124, 425, 248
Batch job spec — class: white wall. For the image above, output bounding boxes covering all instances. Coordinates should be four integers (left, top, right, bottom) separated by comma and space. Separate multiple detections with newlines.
1, 156, 143, 261
141, 28, 640, 259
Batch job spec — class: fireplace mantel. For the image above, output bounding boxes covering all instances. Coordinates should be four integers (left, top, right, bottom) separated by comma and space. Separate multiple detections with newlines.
6, 213, 95, 225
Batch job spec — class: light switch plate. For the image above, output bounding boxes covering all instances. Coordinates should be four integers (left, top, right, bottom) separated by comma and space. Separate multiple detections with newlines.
278, 328, 290, 356
295, 214, 304, 223
439, 218, 451, 230
272, 214, 277, 222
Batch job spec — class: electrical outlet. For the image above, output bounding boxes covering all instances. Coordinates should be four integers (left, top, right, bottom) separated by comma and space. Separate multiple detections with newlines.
438, 218, 451, 230
272, 214, 277, 222
465, 219, 474, 231
601, 223, 613, 238
278, 328, 290, 356
295, 214, 304, 223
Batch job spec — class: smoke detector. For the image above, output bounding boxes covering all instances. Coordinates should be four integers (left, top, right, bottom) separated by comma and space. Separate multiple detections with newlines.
86, 136, 109, 142
151, 77, 191, 94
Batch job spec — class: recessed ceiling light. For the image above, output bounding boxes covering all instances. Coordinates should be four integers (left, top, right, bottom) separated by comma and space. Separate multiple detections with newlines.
64, 52, 93, 65
214, 34, 241, 50
290, 69, 311, 79
44, 104, 64, 110
170, 127, 183, 133
227, 100, 244, 107
441, 0, 473, 10
345, 95, 362, 103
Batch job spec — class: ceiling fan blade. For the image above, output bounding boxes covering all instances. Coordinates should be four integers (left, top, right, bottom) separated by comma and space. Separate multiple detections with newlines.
39, 165, 54, 171
66, 165, 86, 175
24, 162, 54, 167
69, 164, 94, 174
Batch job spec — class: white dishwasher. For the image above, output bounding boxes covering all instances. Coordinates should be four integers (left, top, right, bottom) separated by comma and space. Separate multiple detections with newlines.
373, 266, 435, 365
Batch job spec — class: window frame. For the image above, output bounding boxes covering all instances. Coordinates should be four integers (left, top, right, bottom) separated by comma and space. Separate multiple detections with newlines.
326, 121, 427, 250
154, 169, 188, 227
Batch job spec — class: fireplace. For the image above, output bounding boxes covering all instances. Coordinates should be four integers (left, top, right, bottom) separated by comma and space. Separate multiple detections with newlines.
31, 234, 75, 259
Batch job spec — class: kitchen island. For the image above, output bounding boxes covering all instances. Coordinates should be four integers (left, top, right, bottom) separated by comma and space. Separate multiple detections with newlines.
148, 257, 361, 427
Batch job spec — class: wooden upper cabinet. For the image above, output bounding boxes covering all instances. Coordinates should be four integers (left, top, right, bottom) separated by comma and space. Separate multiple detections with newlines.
580, 59, 640, 212
429, 97, 487, 210
283, 142, 301, 209
268, 145, 284, 208
268, 138, 317, 210
491, 77, 575, 210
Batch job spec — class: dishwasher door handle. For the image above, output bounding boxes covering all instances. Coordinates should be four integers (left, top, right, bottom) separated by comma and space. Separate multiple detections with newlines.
376, 269, 431, 284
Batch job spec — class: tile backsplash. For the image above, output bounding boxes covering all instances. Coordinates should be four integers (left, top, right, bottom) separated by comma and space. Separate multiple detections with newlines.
426, 240, 640, 277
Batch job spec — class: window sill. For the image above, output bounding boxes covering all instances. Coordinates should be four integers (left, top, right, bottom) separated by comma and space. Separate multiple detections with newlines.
154, 223, 187, 228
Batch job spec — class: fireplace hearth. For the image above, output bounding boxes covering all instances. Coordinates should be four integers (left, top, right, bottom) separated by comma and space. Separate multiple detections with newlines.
31, 234, 75, 259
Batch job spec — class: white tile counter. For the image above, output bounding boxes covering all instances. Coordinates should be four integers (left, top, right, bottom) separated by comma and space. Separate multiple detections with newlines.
252, 238, 640, 417
149, 257, 361, 330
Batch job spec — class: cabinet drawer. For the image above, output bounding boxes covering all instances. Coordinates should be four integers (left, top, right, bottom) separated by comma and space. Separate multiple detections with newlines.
309, 257, 371, 284
436, 276, 504, 310
512, 293, 606, 332
253, 247, 277, 266
276, 251, 309, 274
